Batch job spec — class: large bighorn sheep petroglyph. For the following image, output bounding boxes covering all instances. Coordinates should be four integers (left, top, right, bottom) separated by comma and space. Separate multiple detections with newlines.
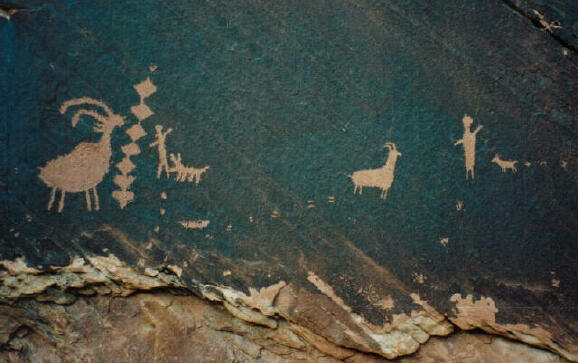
492, 154, 518, 173
38, 98, 125, 212
349, 142, 402, 200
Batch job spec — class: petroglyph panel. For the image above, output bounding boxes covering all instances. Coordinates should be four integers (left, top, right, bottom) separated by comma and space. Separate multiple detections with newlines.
1, 1, 575, 362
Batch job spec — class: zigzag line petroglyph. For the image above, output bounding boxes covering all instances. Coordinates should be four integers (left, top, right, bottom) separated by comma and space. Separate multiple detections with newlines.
113, 77, 157, 209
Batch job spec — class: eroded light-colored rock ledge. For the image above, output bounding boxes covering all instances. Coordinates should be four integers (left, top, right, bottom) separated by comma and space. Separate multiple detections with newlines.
0, 255, 574, 362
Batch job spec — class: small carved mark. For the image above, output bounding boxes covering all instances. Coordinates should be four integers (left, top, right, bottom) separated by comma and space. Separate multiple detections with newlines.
179, 220, 210, 230
456, 201, 464, 211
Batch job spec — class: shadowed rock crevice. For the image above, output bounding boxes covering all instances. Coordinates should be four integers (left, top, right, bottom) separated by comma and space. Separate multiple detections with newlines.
500, 0, 577, 52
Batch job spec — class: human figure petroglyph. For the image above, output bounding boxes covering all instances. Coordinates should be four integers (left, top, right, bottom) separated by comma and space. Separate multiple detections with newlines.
454, 115, 483, 180
492, 154, 518, 173
168, 153, 209, 184
150, 125, 173, 178
349, 142, 402, 200
38, 98, 124, 212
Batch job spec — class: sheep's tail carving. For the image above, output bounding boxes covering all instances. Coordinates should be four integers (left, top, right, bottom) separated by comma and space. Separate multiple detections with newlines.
59, 97, 114, 127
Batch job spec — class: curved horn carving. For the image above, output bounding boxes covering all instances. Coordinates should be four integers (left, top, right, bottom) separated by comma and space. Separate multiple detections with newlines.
59, 97, 113, 117
69, 109, 109, 127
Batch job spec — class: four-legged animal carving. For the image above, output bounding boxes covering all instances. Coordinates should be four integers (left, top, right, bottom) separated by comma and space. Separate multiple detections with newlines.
349, 142, 402, 200
38, 103, 524, 215
38, 98, 124, 212
169, 153, 210, 185
492, 154, 518, 173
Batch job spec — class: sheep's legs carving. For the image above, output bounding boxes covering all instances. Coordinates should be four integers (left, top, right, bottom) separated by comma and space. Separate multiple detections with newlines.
58, 191, 66, 213
47, 187, 57, 211
380, 189, 388, 199
85, 191, 92, 212
93, 187, 100, 211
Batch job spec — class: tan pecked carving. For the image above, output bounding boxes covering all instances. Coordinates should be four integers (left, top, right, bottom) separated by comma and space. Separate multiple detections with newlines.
150, 125, 173, 179
179, 220, 210, 230
113, 77, 157, 209
38, 98, 124, 212
454, 115, 483, 180
492, 154, 518, 173
349, 142, 402, 200
456, 200, 464, 211
168, 153, 209, 184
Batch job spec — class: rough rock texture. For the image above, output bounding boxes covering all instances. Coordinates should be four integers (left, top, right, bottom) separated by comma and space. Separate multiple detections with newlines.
0, 0, 575, 361
0, 292, 570, 363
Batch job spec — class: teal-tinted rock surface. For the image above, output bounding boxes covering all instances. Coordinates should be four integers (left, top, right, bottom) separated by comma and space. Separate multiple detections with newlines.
0, 0, 575, 361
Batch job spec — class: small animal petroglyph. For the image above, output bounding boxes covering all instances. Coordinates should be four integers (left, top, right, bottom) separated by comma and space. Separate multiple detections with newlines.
168, 153, 209, 185
455, 115, 482, 180
524, 161, 532, 167
39, 98, 125, 212
179, 220, 210, 230
560, 160, 568, 169
492, 155, 518, 173
440, 237, 449, 247
150, 125, 173, 179
349, 142, 402, 200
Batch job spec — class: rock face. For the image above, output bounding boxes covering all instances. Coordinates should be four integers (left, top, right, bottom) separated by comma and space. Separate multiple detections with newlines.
0, 0, 575, 362
0, 292, 571, 363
